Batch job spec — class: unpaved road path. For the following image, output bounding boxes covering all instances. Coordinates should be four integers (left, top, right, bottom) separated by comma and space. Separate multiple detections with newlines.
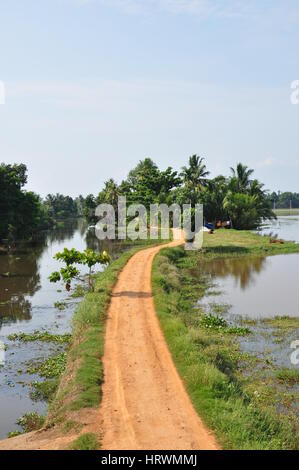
99, 235, 219, 450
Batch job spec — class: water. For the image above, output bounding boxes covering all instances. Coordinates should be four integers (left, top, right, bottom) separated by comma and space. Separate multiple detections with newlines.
199, 216, 299, 319
258, 215, 299, 243
0, 219, 127, 438
200, 254, 299, 318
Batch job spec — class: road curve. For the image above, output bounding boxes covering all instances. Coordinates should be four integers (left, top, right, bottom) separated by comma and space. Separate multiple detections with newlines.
99, 234, 219, 450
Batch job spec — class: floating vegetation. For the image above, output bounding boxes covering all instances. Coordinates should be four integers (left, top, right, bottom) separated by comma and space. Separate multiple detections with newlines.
8, 331, 72, 344
54, 301, 67, 311
200, 314, 251, 336
27, 353, 67, 379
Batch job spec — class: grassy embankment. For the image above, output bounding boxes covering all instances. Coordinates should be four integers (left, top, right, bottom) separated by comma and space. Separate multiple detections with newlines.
274, 208, 299, 216
152, 229, 299, 450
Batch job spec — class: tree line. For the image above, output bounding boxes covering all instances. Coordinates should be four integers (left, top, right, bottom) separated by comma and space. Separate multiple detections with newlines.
0, 163, 85, 242
268, 191, 299, 209
0, 157, 277, 242
84, 156, 275, 230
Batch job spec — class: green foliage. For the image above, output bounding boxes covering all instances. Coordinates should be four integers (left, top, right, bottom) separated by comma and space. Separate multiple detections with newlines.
55, 247, 83, 265
269, 191, 299, 209
8, 431, 23, 438
60, 266, 80, 284
276, 368, 299, 385
119, 157, 181, 209
223, 192, 260, 229
1, 157, 280, 240
0, 163, 52, 240
8, 331, 71, 344
44, 193, 78, 219
223, 190, 274, 230
30, 379, 59, 402
194, 313, 250, 336
83, 194, 97, 221
70, 433, 99, 450
49, 247, 110, 291
54, 301, 67, 310
200, 313, 227, 329
181, 154, 209, 193
27, 353, 67, 378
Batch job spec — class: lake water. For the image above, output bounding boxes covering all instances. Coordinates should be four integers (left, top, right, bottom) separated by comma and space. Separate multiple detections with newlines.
258, 215, 299, 243
200, 217, 299, 319
200, 253, 299, 318
0, 219, 128, 439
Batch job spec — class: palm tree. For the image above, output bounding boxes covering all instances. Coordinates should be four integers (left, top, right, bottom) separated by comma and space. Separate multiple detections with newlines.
181, 155, 210, 193
230, 163, 254, 193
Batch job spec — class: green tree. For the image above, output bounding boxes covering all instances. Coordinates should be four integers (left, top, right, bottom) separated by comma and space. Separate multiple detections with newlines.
120, 158, 180, 208
44, 193, 78, 219
229, 163, 254, 193
0, 163, 51, 241
200, 176, 229, 223
181, 155, 210, 193
83, 194, 97, 222
49, 248, 110, 291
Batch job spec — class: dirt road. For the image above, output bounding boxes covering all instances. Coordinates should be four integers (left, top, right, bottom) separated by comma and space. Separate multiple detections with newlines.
99, 234, 219, 450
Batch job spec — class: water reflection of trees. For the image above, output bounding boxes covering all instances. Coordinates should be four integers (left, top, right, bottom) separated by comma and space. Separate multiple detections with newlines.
85, 229, 131, 260
0, 219, 88, 330
202, 257, 266, 290
46, 218, 83, 244
0, 248, 43, 329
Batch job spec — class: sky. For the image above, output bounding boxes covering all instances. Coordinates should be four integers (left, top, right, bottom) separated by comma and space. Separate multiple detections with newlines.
0, 0, 299, 197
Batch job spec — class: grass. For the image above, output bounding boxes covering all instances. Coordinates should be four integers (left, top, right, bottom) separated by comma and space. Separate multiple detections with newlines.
30, 379, 59, 402
200, 229, 299, 259
261, 316, 299, 329
276, 368, 299, 385
62, 420, 83, 434
7, 431, 23, 439
274, 208, 299, 216
69, 432, 99, 450
152, 240, 299, 450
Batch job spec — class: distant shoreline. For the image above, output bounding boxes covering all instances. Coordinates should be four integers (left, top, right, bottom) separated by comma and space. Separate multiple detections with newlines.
274, 208, 299, 216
